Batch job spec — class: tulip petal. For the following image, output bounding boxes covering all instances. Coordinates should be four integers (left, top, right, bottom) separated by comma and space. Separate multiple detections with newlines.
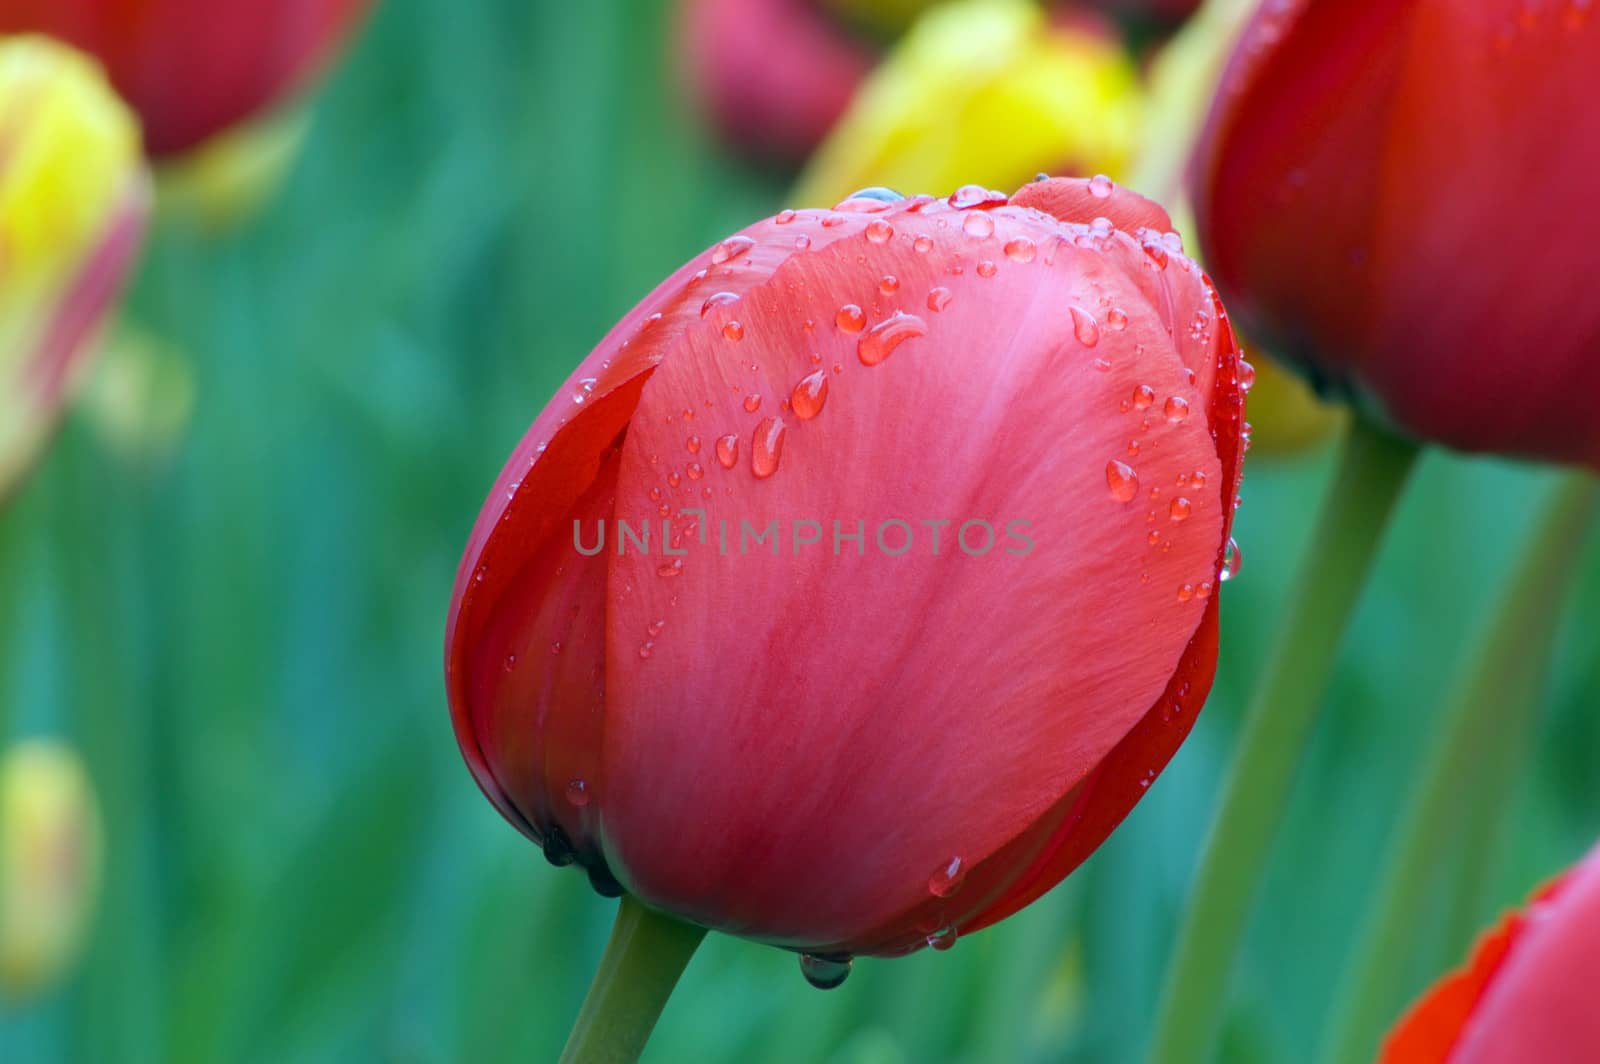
446, 211, 908, 850
595, 197, 1228, 949
1011, 174, 1172, 234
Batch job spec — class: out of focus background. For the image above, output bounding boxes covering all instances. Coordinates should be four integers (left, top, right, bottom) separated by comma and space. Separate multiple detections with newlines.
2, 0, 1597, 1061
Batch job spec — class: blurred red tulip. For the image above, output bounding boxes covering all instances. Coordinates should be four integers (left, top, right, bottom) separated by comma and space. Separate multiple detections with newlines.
679, 0, 875, 164
444, 177, 1246, 967
1380, 839, 1600, 1063
0, 0, 371, 157
1190, 0, 1600, 467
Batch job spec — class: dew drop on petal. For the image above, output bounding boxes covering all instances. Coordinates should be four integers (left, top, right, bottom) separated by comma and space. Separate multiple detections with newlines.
1170, 497, 1192, 522
1132, 384, 1156, 410
565, 779, 590, 807
686, 435, 701, 454
751, 417, 786, 478
1237, 359, 1257, 393
774, 209, 797, 224
743, 393, 762, 413
976, 260, 997, 278
1164, 396, 1190, 422
928, 857, 966, 897
1070, 305, 1101, 347
835, 304, 866, 333
791, 370, 829, 420
1106, 460, 1139, 503
700, 291, 738, 318
879, 274, 900, 295
858, 311, 927, 366
722, 320, 744, 342
927, 927, 959, 952
913, 235, 934, 254
715, 433, 739, 469
1003, 237, 1036, 263
799, 954, 852, 990
1088, 173, 1115, 198
1106, 307, 1129, 331
927, 286, 953, 312
686, 462, 704, 480
710, 235, 755, 264
865, 219, 894, 244
1221, 536, 1243, 581
962, 212, 995, 239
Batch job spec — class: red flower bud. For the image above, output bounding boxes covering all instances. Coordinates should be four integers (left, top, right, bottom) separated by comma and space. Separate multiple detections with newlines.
1190, 0, 1600, 467
1380, 839, 1600, 1063
0, 0, 372, 157
678, 0, 875, 164
445, 179, 1246, 961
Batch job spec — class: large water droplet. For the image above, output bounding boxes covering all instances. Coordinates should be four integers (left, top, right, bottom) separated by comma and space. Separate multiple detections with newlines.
791, 370, 829, 420
722, 320, 744, 342
715, 433, 739, 469
1169, 497, 1192, 522
927, 286, 953, 312
700, 291, 738, 318
1106, 460, 1140, 503
962, 212, 995, 239
1088, 173, 1115, 198
1237, 359, 1257, 393
751, 417, 786, 478
743, 393, 762, 413
835, 304, 866, 333
948, 184, 1007, 210
1070, 305, 1101, 347
857, 311, 927, 366
710, 235, 755, 265
1003, 237, 1036, 263
1132, 384, 1156, 411
1164, 396, 1190, 422
799, 953, 852, 990
928, 857, 967, 898
1220, 536, 1242, 581
913, 235, 933, 254
926, 927, 959, 952
865, 219, 894, 244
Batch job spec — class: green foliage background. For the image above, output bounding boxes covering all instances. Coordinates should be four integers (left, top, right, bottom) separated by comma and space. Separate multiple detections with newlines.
2, 1, 1596, 1061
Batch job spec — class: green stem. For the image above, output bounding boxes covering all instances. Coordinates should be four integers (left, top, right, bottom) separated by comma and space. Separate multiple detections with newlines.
1146, 417, 1420, 1064
559, 895, 707, 1064
1315, 472, 1599, 1064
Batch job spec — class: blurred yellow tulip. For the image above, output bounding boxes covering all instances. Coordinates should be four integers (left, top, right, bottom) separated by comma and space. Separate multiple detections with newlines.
0, 739, 104, 1000
792, 0, 1141, 207
0, 35, 149, 501
1131, 0, 1343, 455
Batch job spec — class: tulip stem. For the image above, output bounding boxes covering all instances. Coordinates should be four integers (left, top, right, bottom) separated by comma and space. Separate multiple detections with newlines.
559, 894, 707, 1064
1146, 416, 1420, 1064
1315, 471, 1599, 1064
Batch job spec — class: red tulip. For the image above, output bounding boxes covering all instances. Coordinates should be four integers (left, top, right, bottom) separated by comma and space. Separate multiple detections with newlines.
1190, 0, 1600, 467
444, 178, 1246, 964
678, 0, 876, 164
0, 0, 371, 157
1380, 839, 1600, 1063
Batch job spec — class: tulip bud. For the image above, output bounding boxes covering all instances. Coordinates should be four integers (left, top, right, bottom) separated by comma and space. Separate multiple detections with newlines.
793, 0, 1142, 207
0, 0, 371, 158
679, 0, 876, 164
446, 177, 1246, 969
0, 739, 104, 1000
1380, 839, 1600, 1063
1190, 0, 1600, 467
0, 35, 149, 503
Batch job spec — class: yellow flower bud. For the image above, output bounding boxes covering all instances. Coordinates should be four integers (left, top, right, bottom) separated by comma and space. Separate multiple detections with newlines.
0, 35, 149, 501
793, 0, 1142, 207
0, 739, 104, 1000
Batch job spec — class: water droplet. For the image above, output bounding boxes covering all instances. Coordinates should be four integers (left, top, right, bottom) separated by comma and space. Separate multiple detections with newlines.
1088, 173, 1115, 198
667, 472, 681, 488
774, 209, 797, 225
948, 184, 1007, 209
1106, 307, 1129, 331
962, 212, 995, 239
1164, 396, 1190, 422
791, 370, 829, 420
913, 235, 934, 254
879, 274, 899, 295
1003, 237, 1036, 263
1196, 580, 1214, 599
846, 186, 904, 204
927, 286, 953, 312
799, 953, 852, 990
550, 641, 562, 655
1132, 385, 1156, 411
657, 559, 684, 578
751, 417, 786, 478
795, 235, 812, 249
722, 320, 744, 342
1221, 536, 1242, 581
976, 260, 997, 278
928, 857, 966, 897
743, 393, 762, 413
573, 377, 598, 404
503, 653, 517, 672
1106, 460, 1139, 503
1170, 497, 1192, 522
1177, 584, 1194, 603
638, 642, 654, 659
857, 311, 927, 366
1092, 358, 1112, 372
927, 927, 959, 952
710, 235, 755, 264
835, 304, 866, 333
686, 435, 701, 454
1147, 530, 1161, 546
700, 291, 738, 318
566, 779, 590, 806
1070, 305, 1101, 347
712, 434, 738, 470
686, 462, 704, 480
1237, 359, 1256, 393
865, 219, 894, 244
